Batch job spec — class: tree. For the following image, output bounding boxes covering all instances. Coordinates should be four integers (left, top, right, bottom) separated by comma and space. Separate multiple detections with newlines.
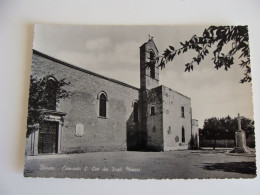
237, 117, 255, 138
148, 26, 251, 83
201, 117, 225, 150
26, 75, 71, 137
200, 115, 255, 149
221, 116, 255, 143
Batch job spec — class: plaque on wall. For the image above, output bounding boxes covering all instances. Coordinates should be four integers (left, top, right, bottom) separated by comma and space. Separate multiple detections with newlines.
75, 123, 84, 137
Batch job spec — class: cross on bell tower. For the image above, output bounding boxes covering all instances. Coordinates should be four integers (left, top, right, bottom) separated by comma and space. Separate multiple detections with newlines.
148, 34, 154, 41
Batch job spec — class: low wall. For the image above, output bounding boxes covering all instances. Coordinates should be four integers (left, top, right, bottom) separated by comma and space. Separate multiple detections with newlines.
200, 135, 255, 148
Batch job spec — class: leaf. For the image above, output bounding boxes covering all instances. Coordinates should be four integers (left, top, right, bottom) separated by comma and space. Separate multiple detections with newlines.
164, 48, 171, 57
161, 62, 165, 69
169, 52, 176, 61
169, 46, 175, 51
199, 37, 204, 44
197, 57, 201, 64
159, 25, 251, 83
185, 63, 190, 72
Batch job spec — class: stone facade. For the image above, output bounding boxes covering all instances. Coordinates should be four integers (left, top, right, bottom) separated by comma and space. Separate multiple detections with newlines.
26, 39, 197, 155
144, 86, 164, 151
140, 39, 159, 90
162, 86, 192, 150
26, 51, 140, 154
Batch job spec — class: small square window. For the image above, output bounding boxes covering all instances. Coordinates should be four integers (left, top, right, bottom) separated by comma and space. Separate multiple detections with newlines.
151, 106, 155, 115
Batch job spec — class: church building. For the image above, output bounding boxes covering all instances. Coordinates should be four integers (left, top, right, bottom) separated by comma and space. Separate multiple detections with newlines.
25, 38, 199, 155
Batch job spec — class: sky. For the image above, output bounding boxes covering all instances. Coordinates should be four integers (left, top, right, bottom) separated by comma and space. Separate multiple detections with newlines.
33, 24, 254, 128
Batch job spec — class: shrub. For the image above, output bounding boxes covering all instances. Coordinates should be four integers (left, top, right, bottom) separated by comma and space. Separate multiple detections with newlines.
189, 133, 199, 150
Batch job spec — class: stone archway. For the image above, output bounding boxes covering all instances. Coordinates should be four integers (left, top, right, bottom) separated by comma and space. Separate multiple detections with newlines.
29, 110, 66, 155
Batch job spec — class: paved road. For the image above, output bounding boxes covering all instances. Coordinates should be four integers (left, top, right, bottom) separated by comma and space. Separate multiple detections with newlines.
24, 148, 256, 179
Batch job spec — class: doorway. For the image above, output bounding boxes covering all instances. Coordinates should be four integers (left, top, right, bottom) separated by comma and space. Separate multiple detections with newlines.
38, 121, 59, 154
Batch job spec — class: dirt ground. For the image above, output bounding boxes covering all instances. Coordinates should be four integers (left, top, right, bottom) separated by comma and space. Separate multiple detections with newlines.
24, 148, 256, 179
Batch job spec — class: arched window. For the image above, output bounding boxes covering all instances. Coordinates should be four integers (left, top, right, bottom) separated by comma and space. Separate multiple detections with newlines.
182, 126, 185, 143
99, 92, 107, 117
133, 101, 138, 122
149, 51, 155, 79
44, 77, 57, 110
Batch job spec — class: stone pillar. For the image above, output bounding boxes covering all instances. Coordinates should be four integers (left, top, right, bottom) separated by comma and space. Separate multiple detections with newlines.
33, 130, 39, 155
230, 113, 252, 153
235, 130, 246, 148
58, 120, 63, 154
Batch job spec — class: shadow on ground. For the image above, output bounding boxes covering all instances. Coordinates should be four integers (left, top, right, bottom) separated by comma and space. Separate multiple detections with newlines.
203, 161, 256, 175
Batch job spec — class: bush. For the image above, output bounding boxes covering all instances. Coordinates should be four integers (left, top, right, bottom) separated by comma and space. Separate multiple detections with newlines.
189, 133, 199, 150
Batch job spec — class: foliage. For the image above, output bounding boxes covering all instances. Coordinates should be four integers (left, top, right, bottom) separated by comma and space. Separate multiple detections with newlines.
26, 75, 71, 137
200, 115, 254, 149
189, 133, 199, 150
148, 26, 251, 83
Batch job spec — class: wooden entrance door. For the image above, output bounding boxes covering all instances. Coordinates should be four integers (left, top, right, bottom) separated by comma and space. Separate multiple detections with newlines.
38, 121, 59, 154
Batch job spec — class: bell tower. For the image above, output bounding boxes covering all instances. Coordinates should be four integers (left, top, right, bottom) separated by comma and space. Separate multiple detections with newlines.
140, 37, 159, 90
138, 37, 160, 150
